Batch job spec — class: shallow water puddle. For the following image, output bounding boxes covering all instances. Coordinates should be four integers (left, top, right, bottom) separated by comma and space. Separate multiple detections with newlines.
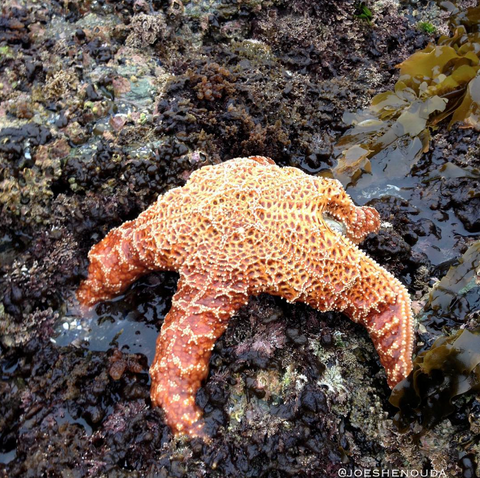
346, 145, 479, 265
55, 272, 178, 361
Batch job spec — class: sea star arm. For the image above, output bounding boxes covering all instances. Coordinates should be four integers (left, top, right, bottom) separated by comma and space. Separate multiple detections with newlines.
322, 179, 381, 244
314, 179, 412, 386
339, 253, 414, 388
149, 272, 248, 438
367, 280, 413, 388
76, 220, 147, 307
76, 206, 172, 308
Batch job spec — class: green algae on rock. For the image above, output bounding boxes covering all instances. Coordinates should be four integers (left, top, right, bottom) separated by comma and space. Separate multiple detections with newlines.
389, 327, 480, 438
334, 4, 480, 186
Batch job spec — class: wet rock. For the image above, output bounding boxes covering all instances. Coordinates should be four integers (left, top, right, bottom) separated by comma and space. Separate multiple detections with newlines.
1, 0, 479, 476
0, 124, 51, 158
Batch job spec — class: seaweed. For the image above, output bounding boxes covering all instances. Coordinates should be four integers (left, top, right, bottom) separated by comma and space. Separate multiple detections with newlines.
334, 5, 480, 185
425, 241, 480, 319
389, 327, 480, 437
354, 2, 373, 24
389, 241, 480, 437
417, 22, 436, 34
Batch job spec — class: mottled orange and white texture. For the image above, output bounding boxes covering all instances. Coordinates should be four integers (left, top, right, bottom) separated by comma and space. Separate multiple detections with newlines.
77, 156, 414, 437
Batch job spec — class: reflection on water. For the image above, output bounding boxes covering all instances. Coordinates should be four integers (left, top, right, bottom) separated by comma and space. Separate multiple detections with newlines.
346, 146, 479, 266
55, 272, 178, 363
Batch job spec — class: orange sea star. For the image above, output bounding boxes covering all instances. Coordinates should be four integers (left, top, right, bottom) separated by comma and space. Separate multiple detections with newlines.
77, 156, 414, 438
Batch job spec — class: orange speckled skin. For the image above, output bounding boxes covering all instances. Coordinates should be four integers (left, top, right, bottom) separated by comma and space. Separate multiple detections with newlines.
77, 156, 414, 438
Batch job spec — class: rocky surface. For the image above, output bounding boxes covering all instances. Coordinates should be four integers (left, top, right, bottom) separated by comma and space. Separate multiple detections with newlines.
0, 0, 479, 476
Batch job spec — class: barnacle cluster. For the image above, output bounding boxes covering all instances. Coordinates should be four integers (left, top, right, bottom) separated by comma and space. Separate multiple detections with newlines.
43, 69, 79, 101
334, 4, 480, 185
125, 13, 167, 48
